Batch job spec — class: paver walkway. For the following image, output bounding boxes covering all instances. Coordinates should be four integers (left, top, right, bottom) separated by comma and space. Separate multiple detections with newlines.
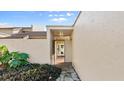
56, 62, 80, 81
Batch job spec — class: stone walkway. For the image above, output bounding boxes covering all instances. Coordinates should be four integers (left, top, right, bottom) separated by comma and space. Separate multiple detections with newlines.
56, 62, 80, 81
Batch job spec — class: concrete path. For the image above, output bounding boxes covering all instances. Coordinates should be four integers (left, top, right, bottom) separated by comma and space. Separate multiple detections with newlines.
56, 62, 80, 81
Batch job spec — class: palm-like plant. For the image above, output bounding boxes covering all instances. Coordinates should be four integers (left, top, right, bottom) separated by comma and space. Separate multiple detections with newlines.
8, 52, 29, 68
0, 45, 30, 68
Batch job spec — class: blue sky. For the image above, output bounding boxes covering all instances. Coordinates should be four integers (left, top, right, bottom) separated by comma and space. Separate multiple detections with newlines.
0, 11, 79, 27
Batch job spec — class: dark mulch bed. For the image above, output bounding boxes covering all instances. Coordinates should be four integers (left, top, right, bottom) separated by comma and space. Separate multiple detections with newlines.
0, 64, 61, 81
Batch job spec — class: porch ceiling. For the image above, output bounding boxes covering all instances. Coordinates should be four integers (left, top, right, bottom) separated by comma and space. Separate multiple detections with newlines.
51, 29, 73, 36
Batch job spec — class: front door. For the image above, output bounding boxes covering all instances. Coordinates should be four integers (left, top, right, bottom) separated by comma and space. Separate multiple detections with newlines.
54, 40, 65, 64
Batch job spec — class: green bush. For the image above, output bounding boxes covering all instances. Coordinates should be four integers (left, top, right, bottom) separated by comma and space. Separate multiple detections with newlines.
8, 52, 29, 68
0, 64, 62, 81
0, 45, 9, 56
0, 45, 30, 68
0, 45, 62, 81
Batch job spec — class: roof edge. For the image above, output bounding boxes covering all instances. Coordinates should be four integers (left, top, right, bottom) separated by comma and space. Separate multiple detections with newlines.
72, 11, 82, 27
46, 25, 73, 27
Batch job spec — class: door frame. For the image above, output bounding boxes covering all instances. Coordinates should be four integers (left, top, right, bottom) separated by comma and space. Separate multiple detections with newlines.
54, 40, 65, 64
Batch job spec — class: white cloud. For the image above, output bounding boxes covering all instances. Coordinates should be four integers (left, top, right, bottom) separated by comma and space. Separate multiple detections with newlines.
66, 12, 74, 16
54, 14, 58, 17
49, 14, 65, 17
49, 14, 53, 17
0, 22, 8, 25
50, 17, 67, 22
0, 22, 13, 27
48, 12, 74, 18
59, 14, 64, 16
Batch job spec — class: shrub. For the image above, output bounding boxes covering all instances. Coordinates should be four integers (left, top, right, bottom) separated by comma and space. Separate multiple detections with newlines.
8, 52, 29, 68
0, 45, 30, 68
0, 45, 62, 81
0, 45, 9, 56
0, 64, 62, 81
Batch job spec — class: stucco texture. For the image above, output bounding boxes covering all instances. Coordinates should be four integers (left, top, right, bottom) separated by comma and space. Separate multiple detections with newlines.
0, 39, 50, 64
73, 12, 124, 80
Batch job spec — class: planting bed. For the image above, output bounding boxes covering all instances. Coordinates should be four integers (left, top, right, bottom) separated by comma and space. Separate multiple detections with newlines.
0, 63, 61, 81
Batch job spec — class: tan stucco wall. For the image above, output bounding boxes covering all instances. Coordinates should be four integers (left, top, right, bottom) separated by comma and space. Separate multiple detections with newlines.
0, 28, 13, 34
65, 40, 72, 62
73, 12, 124, 80
47, 28, 53, 64
0, 39, 50, 64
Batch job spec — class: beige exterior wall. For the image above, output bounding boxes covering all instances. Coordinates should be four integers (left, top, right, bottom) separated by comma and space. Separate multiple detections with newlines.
65, 40, 72, 62
47, 28, 53, 64
0, 28, 13, 34
73, 12, 124, 80
0, 39, 50, 64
